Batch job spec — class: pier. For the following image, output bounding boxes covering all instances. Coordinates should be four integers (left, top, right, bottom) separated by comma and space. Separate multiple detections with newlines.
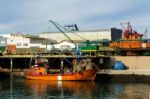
0, 55, 150, 81
0, 54, 110, 76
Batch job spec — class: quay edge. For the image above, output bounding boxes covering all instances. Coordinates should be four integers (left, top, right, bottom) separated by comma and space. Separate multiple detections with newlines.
1, 56, 150, 82
95, 56, 150, 82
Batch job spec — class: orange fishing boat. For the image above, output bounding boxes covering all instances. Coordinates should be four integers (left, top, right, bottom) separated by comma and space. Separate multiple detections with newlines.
25, 58, 98, 81
25, 66, 97, 81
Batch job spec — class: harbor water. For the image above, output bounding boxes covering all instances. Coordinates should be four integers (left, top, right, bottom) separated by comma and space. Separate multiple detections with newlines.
0, 77, 150, 99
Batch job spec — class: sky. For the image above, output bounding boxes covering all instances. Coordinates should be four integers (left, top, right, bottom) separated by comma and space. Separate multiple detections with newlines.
0, 0, 150, 36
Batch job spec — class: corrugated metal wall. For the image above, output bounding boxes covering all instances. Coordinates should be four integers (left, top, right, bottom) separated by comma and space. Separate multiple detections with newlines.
39, 29, 120, 42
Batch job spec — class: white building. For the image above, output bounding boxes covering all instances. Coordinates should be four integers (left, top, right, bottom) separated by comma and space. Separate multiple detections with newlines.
39, 28, 122, 43
7, 33, 30, 48
0, 33, 57, 53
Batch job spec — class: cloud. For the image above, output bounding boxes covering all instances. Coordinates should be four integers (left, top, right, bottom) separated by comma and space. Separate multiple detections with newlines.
0, 0, 150, 35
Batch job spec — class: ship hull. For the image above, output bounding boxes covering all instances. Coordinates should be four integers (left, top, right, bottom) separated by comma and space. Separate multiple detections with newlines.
25, 69, 97, 81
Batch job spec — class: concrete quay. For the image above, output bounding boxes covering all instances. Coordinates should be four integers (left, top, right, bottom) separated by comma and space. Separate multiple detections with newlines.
96, 70, 150, 82
0, 56, 150, 81
95, 56, 150, 82
98, 69, 150, 75
114, 56, 150, 70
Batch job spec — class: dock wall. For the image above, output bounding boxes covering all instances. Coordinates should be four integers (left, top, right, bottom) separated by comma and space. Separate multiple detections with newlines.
1, 55, 150, 81
114, 56, 150, 69
96, 56, 150, 82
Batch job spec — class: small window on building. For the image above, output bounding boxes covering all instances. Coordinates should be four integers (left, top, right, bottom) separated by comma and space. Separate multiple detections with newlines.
23, 43, 28, 46
17, 43, 21, 46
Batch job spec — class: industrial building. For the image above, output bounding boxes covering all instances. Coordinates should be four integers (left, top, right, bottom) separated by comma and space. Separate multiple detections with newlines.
39, 28, 122, 42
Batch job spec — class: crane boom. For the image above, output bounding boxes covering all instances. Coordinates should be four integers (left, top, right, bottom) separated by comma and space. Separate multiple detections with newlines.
69, 30, 87, 41
49, 20, 81, 57
49, 20, 74, 43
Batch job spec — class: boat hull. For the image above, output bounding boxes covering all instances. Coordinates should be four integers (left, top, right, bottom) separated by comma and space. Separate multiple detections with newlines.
25, 69, 97, 81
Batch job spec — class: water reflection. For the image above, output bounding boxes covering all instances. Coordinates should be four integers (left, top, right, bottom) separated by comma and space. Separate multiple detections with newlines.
97, 82, 150, 99
0, 77, 150, 99
25, 80, 96, 99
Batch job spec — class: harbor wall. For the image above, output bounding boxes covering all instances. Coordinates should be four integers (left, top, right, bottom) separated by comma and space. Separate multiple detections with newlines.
96, 56, 150, 82
1, 56, 150, 80
113, 56, 150, 69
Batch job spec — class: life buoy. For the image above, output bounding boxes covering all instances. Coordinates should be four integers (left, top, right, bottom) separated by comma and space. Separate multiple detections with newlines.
72, 59, 78, 65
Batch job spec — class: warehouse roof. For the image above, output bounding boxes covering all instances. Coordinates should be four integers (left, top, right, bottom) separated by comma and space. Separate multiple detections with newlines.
40, 28, 112, 34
